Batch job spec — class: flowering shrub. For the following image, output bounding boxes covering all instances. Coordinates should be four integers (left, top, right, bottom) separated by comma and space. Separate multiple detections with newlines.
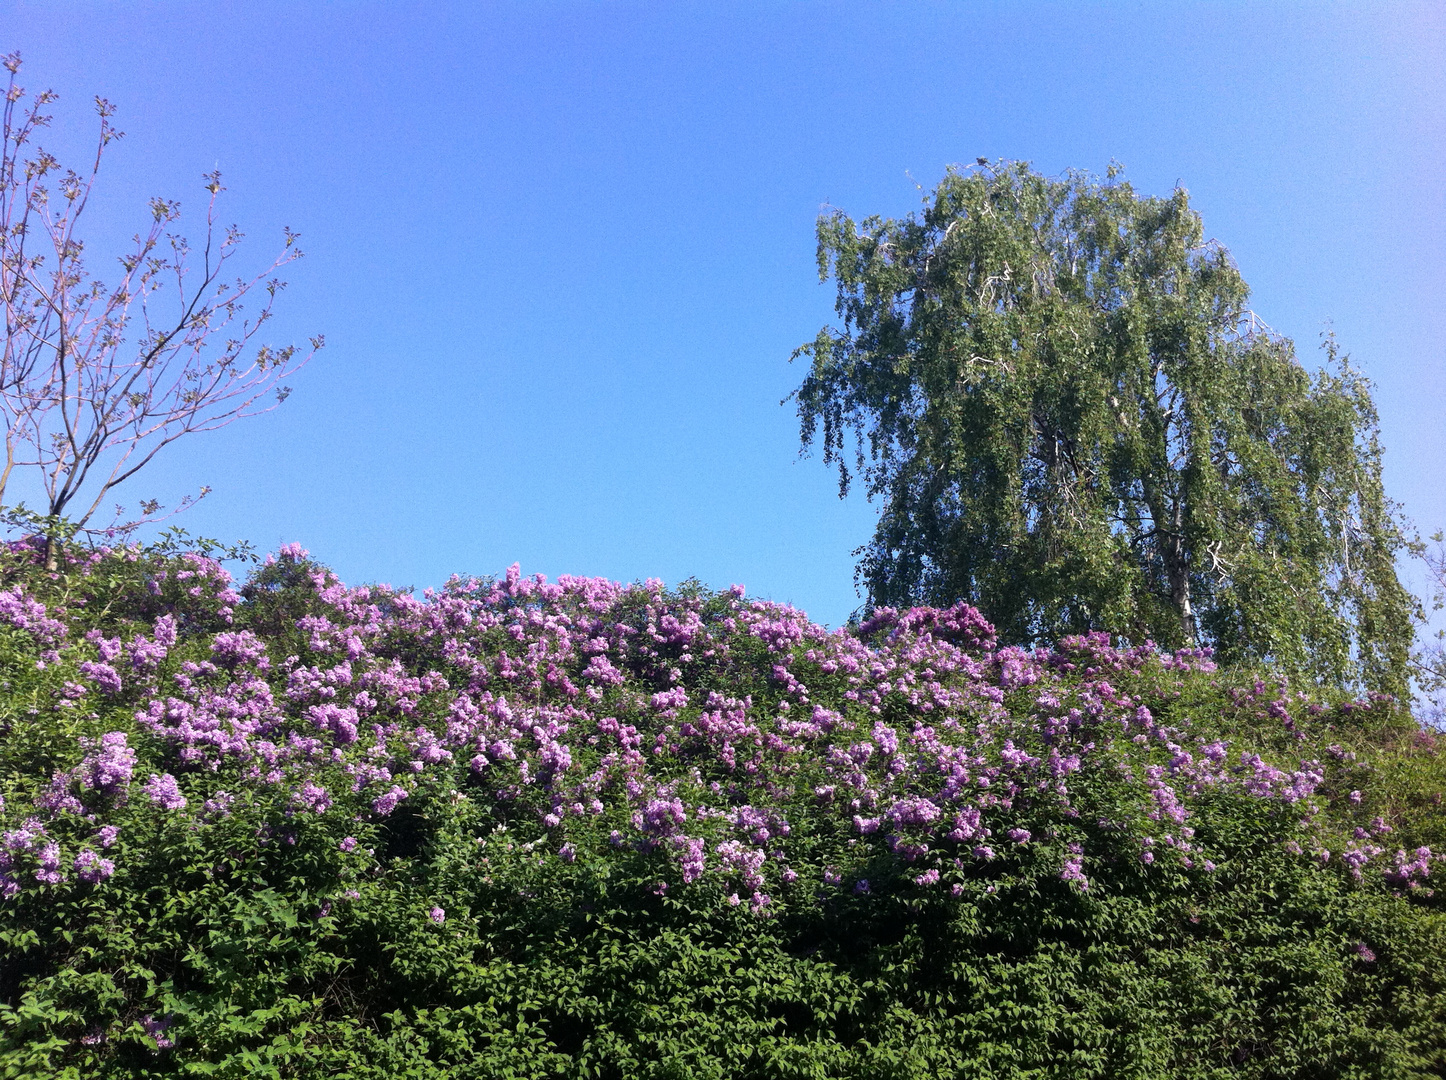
0, 540, 1444, 1077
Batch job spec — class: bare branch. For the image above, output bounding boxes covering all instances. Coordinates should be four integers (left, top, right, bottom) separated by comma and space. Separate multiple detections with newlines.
0, 54, 321, 548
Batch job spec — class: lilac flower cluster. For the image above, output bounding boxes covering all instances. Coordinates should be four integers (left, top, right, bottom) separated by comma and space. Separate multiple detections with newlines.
0, 585, 67, 646
77, 733, 136, 797
0, 546, 1434, 906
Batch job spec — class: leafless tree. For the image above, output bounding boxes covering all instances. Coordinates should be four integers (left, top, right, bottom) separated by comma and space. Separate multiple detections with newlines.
0, 52, 321, 564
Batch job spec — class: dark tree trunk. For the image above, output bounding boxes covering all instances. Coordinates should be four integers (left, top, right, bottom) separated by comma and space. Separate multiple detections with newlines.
1163, 499, 1195, 646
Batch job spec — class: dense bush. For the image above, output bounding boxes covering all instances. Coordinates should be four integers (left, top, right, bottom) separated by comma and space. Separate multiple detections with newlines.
1, 541, 1444, 1078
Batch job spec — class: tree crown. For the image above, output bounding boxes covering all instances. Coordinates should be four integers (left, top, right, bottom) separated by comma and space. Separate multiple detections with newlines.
793, 161, 1415, 695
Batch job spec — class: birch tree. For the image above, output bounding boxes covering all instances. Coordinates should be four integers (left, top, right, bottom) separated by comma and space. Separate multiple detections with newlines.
792, 161, 1414, 695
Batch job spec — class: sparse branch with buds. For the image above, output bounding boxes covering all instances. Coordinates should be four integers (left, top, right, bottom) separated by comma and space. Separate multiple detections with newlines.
0, 52, 321, 559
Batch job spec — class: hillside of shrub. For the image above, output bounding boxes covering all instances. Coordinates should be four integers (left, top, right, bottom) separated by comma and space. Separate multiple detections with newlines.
1, 539, 1445, 1079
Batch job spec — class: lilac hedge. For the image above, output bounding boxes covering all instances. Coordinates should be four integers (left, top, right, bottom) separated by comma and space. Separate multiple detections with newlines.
0, 541, 1444, 1077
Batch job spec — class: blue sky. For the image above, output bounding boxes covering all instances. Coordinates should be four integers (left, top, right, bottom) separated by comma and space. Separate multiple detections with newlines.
2, 2, 1442, 627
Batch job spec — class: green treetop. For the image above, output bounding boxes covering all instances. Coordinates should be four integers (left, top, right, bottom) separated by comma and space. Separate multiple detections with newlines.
792, 161, 1415, 695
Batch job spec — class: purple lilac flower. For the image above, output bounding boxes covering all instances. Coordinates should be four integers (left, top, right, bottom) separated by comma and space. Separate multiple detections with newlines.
293, 781, 332, 814
78, 661, 123, 695
152, 613, 178, 648
307, 703, 360, 745
74, 850, 116, 883
211, 630, 270, 669
35, 842, 64, 885
4, 824, 39, 858
35, 773, 84, 814
143, 773, 187, 811
1060, 855, 1088, 890
141, 1014, 174, 1050
0, 551, 1392, 916
635, 797, 687, 838
202, 792, 236, 819
371, 785, 408, 816
129, 630, 171, 673
0, 587, 66, 644
78, 732, 136, 797
714, 840, 766, 891
886, 796, 940, 829
428, 906, 445, 924
1385, 847, 1436, 886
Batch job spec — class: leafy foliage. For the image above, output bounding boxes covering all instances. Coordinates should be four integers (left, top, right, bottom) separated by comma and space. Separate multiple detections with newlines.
1412, 534, 1446, 726
791, 161, 1414, 696
0, 540, 1443, 1077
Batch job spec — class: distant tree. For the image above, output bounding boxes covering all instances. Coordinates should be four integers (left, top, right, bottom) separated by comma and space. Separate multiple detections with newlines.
1414, 534, 1446, 724
792, 160, 1414, 695
0, 52, 321, 562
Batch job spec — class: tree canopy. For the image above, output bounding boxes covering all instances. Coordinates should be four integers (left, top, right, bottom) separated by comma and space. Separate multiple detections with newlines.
792, 161, 1414, 695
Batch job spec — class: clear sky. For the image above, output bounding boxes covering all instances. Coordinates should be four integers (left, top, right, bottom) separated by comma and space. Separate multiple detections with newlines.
2, 2, 1442, 627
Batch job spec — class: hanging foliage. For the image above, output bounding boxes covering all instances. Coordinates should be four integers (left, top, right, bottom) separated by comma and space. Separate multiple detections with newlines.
792, 161, 1414, 695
